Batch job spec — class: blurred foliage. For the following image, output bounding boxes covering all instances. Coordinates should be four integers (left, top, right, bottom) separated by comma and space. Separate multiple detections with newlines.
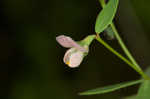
1, 0, 150, 99
136, 67, 150, 99
131, 0, 150, 34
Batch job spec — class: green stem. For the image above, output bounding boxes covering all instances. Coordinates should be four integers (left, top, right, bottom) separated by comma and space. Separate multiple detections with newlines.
98, 0, 149, 80
110, 24, 142, 72
96, 35, 149, 80
99, 0, 105, 7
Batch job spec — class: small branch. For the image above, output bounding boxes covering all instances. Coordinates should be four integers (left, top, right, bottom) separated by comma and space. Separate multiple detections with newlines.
96, 34, 149, 80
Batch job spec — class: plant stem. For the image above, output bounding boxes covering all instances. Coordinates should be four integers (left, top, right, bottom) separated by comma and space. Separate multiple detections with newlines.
99, 0, 105, 7
95, 35, 149, 79
98, 0, 150, 80
110, 24, 141, 71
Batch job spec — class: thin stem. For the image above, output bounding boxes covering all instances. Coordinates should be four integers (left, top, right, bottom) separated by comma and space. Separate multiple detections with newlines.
99, 0, 105, 7
110, 24, 141, 71
100, 0, 140, 67
98, 0, 149, 80
96, 34, 149, 80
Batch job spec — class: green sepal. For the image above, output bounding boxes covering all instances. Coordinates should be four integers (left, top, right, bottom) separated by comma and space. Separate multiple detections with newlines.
78, 35, 95, 46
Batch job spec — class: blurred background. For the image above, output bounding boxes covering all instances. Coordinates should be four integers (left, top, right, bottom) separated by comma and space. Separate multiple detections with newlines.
1, 0, 150, 99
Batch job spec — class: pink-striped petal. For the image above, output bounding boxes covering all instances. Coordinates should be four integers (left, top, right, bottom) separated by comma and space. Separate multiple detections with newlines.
56, 35, 88, 52
56, 35, 76, 48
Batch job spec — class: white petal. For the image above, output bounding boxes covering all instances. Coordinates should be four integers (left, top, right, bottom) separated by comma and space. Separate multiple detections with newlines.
63, 48, 76, 64
68, 51, 84, 68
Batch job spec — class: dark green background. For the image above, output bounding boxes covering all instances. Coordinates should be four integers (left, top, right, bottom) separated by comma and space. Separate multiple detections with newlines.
1, 0, 150, 99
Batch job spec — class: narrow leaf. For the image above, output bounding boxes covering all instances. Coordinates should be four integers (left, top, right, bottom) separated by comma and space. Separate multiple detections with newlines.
79, 79, 143, 95
95, 0, 119, 34
99, 0, 115, 40
136, 67, 150, 99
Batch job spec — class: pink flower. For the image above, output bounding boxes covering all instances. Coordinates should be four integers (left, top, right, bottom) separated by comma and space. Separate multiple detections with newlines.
56, 35, 91, 68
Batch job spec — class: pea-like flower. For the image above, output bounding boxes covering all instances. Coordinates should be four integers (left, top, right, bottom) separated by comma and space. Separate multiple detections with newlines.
56, 35, 95, 68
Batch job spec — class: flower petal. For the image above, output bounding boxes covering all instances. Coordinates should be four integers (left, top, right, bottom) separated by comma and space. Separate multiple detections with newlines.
63, 48, 84, 68
56, 35, 88, 52
73, 43, 88, 53
69, 51, 84, 68
56, 35, 77, 48
63, 48, 76, 65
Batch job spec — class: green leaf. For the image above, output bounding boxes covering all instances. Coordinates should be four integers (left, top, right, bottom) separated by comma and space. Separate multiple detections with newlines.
95, 0, 119, 34
79, 79, 143, 96
99, 1, 115, 40
136, 67, 150, 99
